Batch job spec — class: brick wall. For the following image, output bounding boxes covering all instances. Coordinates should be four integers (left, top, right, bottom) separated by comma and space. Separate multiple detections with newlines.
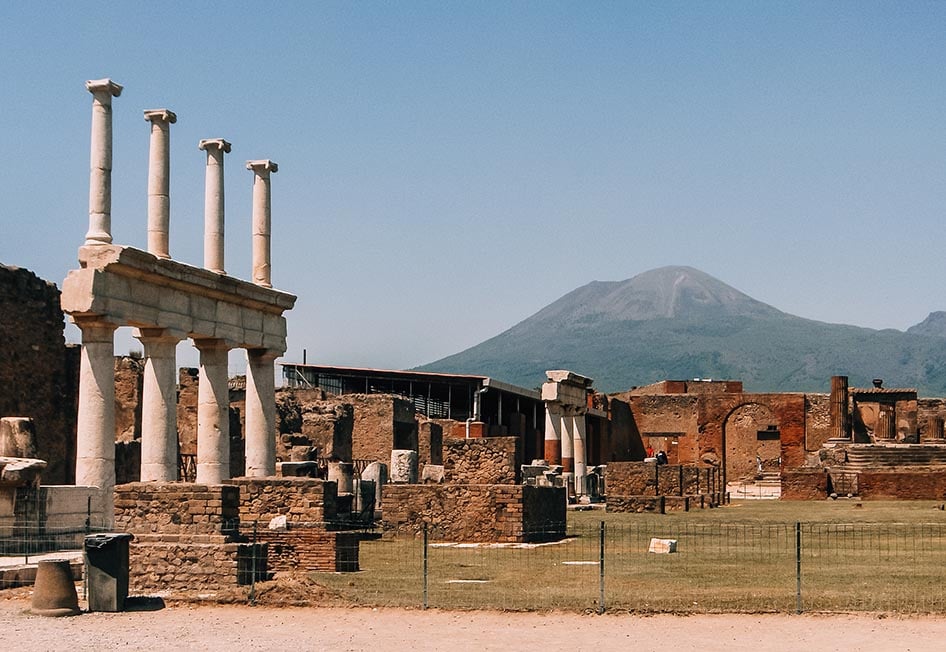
228, 477, 336, 524
444, 436, 519, 484
115, 483, 239, 535
805, 393, 832, 450
780, 469, 829, 500
350, 394, 417, 462
0, 265, 78, 483
856, 470, 946, 500
128, 534, 264, 593
605, 461, 720, 497
383, 484, 566, 543
238, 526, 358, 573
418, 418, 443, 465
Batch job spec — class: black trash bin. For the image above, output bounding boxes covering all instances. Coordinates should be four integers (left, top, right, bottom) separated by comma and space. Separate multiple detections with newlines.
84, 533, 134, 612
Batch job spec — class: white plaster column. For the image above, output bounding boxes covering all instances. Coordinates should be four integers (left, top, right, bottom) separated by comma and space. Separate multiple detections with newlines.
85, 79, 123, 245
544, 404, 562, 465
194, 338, 230, 484
134, 328, 182, 482
144, 109, 177, 259
561, 412, 575, 475
573, 412, 587, 496
75, 319, 117, 525
245, 349, 278, 477
246, 160, 278, 288
199, 138, 232, 274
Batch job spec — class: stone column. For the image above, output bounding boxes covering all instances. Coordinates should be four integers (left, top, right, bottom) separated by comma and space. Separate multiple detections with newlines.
75, 320, 117, 525
573, 412, 587, 495
560, 412, 575, 474
927, 416, 945, 442
544, 404, 562, 465
829, 375, 851, 441
134, 328, 182, 482
245, 349, 278, 477
876, 404, 897, 441
194, 338, 230, 484
199, 138, 231, 274
85, 79, 123, 245
143, 109, 176, 259
246, 160, 278, 288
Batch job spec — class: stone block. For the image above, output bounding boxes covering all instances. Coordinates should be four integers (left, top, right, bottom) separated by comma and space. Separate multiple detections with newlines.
648, 538, 677, 554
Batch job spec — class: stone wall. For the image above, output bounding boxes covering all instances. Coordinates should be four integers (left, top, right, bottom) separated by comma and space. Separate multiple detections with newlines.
780, 469, 829, 500
805, 393, 832, 450
605, 461, 721, 497
228, 477, 337, 524
0, 264, 78, 484
856, 470, 946, 500
418, 418, 443, 465
443, 436, 519, 484
383, 484, 566, 542
918, 398, 946, 440
350, 394, 417, 462
114, 483, 239, 535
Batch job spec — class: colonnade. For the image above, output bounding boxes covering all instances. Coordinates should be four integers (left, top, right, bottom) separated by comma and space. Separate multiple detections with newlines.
68, 80, 295, 515
542, 370, 593, 496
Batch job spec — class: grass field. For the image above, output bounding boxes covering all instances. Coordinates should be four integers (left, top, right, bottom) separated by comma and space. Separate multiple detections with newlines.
313, 500, 946, 613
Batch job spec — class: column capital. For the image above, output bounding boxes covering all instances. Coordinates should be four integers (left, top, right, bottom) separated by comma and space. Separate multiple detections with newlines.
193, 337, 235, 353
246, 159, 278, 175
143, 108, 177, 124
199, 138, 232, 153
72, 316, 118, 341
247, 348, 281, 363
86, 78, 123, 97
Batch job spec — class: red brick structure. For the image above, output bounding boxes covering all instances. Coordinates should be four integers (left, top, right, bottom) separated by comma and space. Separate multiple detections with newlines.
605, 461, 722, 512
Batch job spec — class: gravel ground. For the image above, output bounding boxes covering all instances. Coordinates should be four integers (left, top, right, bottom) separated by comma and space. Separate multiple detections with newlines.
2, 592, 946, 652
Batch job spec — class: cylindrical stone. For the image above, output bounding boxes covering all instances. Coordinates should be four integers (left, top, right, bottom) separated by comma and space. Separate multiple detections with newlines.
195, 339, 230, 483
85, 79, 122, 245
245, 349, 277, 477
829, 375, 851, 440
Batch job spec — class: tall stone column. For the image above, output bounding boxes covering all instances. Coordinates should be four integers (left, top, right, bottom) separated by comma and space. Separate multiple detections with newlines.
560, 412, 575, 475
144, 109, 177, 259
245, 349, 278, 477
75, 320, 117, 525
194, 338, 230, 484
544, 404, 562, 465
199, 138, 231, 274
246, 160, 278, 288
134, 328, 182, 481
829, 375, 851, 441
927, 416, 945, 442
573, 412, 587, 495
85, 79, 123, 245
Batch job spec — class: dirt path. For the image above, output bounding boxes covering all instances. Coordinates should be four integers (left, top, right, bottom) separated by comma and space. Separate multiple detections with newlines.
2, 596, 946, 651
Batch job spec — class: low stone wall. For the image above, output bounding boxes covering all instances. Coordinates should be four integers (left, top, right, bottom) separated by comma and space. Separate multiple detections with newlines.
605, 462, 720, 496
128, 533, 265, 593
780, 469, 829, 500
856, 470, 946, 500
115, 483, 239, 535
605, 462, 721, 513
242, 525, 359, 573
444, 436, 519, 484
228, 477, 337, 524
383, 484, 565, 543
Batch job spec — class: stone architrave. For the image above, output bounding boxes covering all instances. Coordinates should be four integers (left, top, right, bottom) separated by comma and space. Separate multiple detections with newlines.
390, 450, 418, 483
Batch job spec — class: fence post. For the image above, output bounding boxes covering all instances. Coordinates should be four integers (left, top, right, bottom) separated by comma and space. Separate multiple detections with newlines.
795, 521, 802, 614
598, 521, 606, 614
423, 523, 429, 610
249, 521, 257, 606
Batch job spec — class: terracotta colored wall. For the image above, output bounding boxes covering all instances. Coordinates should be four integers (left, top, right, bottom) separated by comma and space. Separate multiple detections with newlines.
444, 436, 519, 484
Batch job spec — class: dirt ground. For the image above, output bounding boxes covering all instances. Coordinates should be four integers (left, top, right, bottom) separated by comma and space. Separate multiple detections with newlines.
2, 592, 946, 652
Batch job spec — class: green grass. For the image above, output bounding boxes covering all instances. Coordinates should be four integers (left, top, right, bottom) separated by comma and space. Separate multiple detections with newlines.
312, 500, 946, 613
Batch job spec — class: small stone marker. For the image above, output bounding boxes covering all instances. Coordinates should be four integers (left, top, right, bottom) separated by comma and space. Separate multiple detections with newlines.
648, 537, 677, 554
268, 515, 288, 530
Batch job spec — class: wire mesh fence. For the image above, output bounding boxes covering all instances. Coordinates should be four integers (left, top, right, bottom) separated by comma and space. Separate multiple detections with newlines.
313, 521, 946, 613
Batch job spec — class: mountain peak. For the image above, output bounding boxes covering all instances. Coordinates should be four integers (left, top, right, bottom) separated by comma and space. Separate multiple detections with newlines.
907, 311, 946, 338
529, 266, 780, 326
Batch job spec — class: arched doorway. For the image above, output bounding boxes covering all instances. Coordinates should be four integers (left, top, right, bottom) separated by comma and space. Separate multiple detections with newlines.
724, 403, 780, 482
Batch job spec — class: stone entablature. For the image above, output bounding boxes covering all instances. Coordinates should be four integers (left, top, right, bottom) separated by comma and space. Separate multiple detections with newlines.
62, 244, 294, 352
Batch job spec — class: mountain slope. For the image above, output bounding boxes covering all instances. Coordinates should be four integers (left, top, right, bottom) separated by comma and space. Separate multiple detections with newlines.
418, 266, 946, 395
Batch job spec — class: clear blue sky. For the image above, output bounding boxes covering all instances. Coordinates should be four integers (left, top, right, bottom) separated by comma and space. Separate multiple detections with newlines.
1, 2, 944, 374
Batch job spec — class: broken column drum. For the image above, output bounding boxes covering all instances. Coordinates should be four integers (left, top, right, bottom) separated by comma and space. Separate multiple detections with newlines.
62, 79, 296, 519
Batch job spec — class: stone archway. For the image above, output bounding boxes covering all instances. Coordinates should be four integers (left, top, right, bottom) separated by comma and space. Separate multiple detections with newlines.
723, 403, 780, 482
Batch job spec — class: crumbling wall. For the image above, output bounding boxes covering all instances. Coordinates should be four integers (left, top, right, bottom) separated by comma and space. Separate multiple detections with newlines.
805, 393, 832, 450
443, 436, 519, 484
418, 418, 443, 466
383, 484, 566, 542
350, 394, 417, 462
114, 482, 239, 534
918, 398, 946, 439
0, 264, 78, 484
623, 394, 699, 465
780, 469, 828, 500
229, 477, 336, 524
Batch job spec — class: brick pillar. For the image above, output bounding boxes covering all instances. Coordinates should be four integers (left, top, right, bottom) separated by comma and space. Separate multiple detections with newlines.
829, 375, 851, 441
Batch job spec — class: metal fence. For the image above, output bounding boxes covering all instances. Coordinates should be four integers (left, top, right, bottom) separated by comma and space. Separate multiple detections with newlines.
315, 521, 946, 613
